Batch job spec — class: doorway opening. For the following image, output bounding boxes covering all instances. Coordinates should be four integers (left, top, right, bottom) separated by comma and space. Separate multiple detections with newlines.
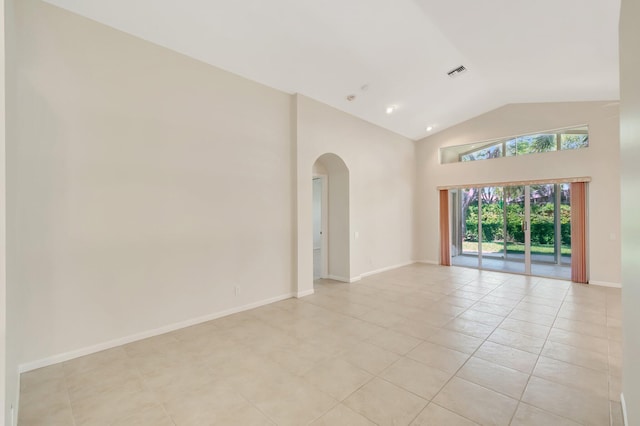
312, 177, 326, 279
312, 154, 350, 282
451, 183, 573, 279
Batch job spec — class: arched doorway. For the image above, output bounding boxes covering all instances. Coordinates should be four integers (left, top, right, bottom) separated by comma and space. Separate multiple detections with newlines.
312, 154, 350, 282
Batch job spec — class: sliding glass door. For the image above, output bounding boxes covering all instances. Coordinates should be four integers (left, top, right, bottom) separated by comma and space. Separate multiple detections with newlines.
451, 188, 480, 269
479, 186, 503, 262
529, 184, 571, 279
451, 183, 571, 279
504, 185, 527, 274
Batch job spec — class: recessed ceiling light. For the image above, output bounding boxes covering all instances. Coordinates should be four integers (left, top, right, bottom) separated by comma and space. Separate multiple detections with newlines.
426, 126, 433, 132
386, 105, 397, 114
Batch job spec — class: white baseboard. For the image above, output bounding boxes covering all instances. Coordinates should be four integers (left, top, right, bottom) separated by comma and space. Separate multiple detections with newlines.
18, 292, 295, 373
325, 275, 350, 282
322, 275, 363, 283
325, 262, 418, 283
416, 259, 439, 265
589, 280, 622, 288
621, 392, 628, 426
360, 261, 415, 278
296, 289, 315, 298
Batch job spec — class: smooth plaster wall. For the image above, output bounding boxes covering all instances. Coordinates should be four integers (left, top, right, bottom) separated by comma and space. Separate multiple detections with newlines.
620, 0, 640, 421
7, 0, 294, 375
296, 95, 415, 295
0, 0, 6, 421
0, 0, 15, 426
416, 101, 621, 285
5, 3, 419, 413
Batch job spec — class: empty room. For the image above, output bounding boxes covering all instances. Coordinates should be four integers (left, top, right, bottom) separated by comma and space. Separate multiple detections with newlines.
1, 0, 639, 425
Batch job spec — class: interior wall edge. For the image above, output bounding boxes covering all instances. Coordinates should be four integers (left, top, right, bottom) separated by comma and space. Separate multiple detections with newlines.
588, 280, 622, 288
10, 377, 18, 426
324, 275, 350, 283
360, 261, 416, 278
296, 289, 315, 298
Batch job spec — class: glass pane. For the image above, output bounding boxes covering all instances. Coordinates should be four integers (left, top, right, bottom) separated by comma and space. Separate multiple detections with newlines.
480, 186, 504, 258
461, 142, 503, 162
561, 134, 589, 150
504, 186, 526, 273
450, 190, 462, 259
441, 126, 587, 164
560, 183, 572, 266
531, 134, 558, 153
530, 183, 571, 279
530, 184, 556, 265
480, 187, 505, 266
451, 188, 479, 268
505, 138, 517, 156
513, 134, 557, 156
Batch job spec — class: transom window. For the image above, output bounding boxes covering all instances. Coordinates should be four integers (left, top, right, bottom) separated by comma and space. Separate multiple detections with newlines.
440, 126, 588, 164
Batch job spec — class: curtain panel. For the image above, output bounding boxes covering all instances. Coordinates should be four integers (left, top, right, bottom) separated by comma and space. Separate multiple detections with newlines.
570, 182, 588, 283
439, 190, 451, 266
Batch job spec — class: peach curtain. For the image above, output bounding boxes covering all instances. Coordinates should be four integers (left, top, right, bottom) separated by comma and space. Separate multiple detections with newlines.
571, 182, 588, 283
439, 190, 451, 266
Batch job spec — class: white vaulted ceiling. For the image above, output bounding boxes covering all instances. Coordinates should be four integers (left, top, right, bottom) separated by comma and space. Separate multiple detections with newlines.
43, 0, 621, 140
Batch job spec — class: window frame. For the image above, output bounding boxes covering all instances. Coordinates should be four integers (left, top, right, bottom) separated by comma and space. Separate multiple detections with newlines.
439, 126, 589, 165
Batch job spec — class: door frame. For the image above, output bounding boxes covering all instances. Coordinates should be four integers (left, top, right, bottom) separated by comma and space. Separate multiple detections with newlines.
452, 184, 571, 278
524, 185, 532, 275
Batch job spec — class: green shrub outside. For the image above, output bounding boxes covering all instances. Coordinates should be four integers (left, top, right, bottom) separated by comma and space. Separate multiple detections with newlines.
464, 202, 571, 246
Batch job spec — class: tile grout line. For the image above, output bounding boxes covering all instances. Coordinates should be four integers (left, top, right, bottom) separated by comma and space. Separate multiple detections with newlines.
321, 275, 489, 425
130, 342, 181, 426
410, 277, 533, 425
462, 280, 534, 425
63, 372, 78, 426
506, 281, 574, 425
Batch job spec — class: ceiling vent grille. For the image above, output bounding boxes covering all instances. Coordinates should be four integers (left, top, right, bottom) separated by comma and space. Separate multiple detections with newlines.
447, 65, 467, 77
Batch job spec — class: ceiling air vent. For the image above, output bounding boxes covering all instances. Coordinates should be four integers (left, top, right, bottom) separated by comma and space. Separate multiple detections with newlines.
447, 65, 467, 78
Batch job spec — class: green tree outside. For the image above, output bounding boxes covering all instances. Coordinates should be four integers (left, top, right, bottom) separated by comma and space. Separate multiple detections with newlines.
464, 202, 571, 252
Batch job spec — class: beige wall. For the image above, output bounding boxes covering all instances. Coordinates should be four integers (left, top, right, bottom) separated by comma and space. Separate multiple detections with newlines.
0, 0, 6, 421
7, 0, 296, 376
295, 95, 416, 295
415, 101, 621, 285
5, 2, 418, 421
5, 0, 15, 421
620, 0, 640, 421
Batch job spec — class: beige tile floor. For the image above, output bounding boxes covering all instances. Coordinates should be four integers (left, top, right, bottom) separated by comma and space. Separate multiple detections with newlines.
18, 264, 624, 426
